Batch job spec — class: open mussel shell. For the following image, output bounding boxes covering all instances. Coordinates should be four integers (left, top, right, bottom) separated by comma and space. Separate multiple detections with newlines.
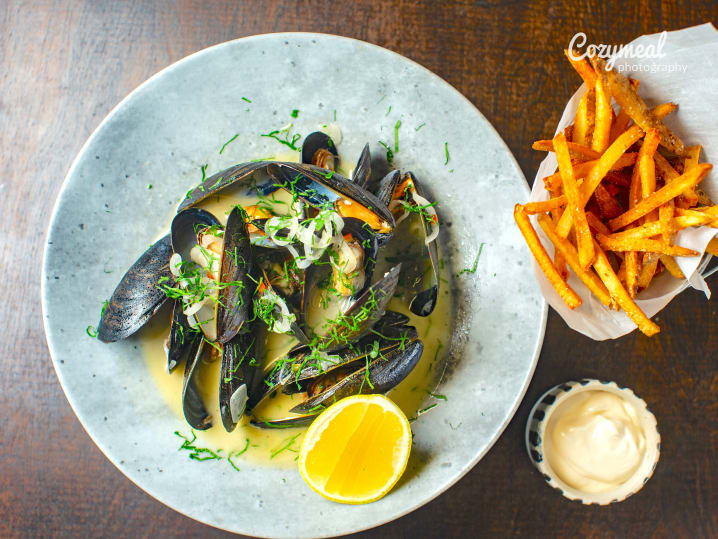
351, 143, 372, 188
284, 317, 419, 392
182, 339, 212, 430
406, 173, 440, 316
170, 208, 222, 340
250, 414, 317, 429
339, 217, 380, 301
267, 162, 395, 241
219, 324, 263, 432
97, 234, 173, 343
167, 299, 203, 373
216, 206, 255, 344
257, 268, 309, 344
177, 161, 276, 212
302, 131, 339, 171
374, 169, 401, 208
289, 336, 424, 415
318, 263, 401, 352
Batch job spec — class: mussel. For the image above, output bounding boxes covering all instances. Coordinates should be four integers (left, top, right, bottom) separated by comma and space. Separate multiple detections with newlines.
98, 234, 173, 342
97, 142, 441, 434
250, 311, 423, 428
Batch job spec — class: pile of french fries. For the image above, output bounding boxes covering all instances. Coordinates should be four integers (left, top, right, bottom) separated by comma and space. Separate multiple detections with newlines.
515, 50, 718, 336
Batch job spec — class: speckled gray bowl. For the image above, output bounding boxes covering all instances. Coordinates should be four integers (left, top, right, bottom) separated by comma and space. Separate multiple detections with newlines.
42, 33, 546, 538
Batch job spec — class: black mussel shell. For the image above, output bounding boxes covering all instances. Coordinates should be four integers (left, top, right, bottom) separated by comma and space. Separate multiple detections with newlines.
98, 234, 173, 343
301, 131, 339, 170
216, 206, 255, 344
317, 264, 401, 352
167, 299, 203, 373
182, 339, 212, 430
374, 169, 400, 208
351, 144, 372, 188
219, 325, 262, 432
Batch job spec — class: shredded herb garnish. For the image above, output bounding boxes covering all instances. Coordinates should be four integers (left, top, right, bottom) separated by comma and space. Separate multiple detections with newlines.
386, 105, 392, 116
261, 124, 302, 151
227, 438, 250, 471
394, 119, 401, 152
147, 183, 152, 190
291, 109, 299, 118
86, 325, 97, 338
415, 123, 426, 132
241, 97, 252, 103
219, 134, 239, 155
271, 433, 302, 459
428, 392, 447, 401
333, 109, 337, 121
444, 142, 450, 165
378, 141, 393, 164
417, 403, 438, 415
174, 430, 223, 461
457, 242, 485, 276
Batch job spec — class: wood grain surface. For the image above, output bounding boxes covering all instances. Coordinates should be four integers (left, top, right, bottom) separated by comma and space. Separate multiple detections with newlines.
2, 1, 716, 537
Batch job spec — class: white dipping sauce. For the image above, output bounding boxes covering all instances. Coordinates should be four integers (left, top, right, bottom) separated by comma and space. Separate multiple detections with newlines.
545, 390, 646, 493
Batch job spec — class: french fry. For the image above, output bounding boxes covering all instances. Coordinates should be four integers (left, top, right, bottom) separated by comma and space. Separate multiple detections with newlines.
659, 255, 685, 279
532, 140, 601, 161
592, 69, 612, 153
596, 234, 699, 257
637, 253, 660, 289
537, 214, 613, 307
607, 215, 713, 241
659, 202, 675, 244
651, 102, 678, 119
706, 237, 718, 257
585, 211, 611, 236
564, 49, 597, 87
523, 196, 567, 214
653, 152, 680, 181
610, 109, 632, 143
592, 243, 660, 336
608, 164, 713, 230
555, 125, 645, 237
514, 204, 582, 309
681, 145, 702, 207
573, 90, 592, 146
554, 132, 595, 268
542, 153, 636, 192
591, 56, 685, 155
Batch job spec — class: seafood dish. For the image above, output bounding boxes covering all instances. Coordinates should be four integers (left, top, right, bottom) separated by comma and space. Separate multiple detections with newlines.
96, 131, 444, 435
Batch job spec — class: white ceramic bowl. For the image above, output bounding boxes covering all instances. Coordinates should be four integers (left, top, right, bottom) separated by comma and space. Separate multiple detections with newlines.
526, 379, 660, 505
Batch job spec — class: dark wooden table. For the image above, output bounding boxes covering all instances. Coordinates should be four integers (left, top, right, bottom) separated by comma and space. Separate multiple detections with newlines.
2, 1, 716, 536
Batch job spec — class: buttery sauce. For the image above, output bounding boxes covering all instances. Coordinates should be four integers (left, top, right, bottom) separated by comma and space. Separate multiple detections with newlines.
544, 390, 647, 493
138, 150, 453, 468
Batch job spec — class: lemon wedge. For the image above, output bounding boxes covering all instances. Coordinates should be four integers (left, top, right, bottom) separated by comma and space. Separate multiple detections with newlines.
298, 394, 412, 504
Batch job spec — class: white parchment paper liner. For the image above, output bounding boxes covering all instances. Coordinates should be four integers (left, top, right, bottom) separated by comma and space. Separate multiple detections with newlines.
528, 23, 718, 340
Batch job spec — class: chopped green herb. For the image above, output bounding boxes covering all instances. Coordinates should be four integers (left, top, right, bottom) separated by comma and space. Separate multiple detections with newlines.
174, 430, 223, 461
415, 123, 426, 131
457, 242, 485, 276
291, 109, 299, 118
146, 183, 152, 189
241, 97, 252, 103
386, 105, 392, 116
417, 403, 438, 415
271, 433, 302, 459
261, 124, 302, 151
394, 119, 401, 152
428, 392, 447, 401
378, 141, 393, 164
333, 109, 337, 121
219, 133, 239, 155
444, 142, 450, 165
86, 325, 97, 338
227, 438, 250, 472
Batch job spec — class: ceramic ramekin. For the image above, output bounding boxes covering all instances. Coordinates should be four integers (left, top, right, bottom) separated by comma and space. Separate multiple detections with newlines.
525, 379, 660, 505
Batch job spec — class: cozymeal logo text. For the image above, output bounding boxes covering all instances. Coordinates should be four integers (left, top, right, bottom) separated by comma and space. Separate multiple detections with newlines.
567, 31, 685, 73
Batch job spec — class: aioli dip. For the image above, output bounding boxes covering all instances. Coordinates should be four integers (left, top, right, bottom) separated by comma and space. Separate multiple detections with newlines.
544, 390, 647, 493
